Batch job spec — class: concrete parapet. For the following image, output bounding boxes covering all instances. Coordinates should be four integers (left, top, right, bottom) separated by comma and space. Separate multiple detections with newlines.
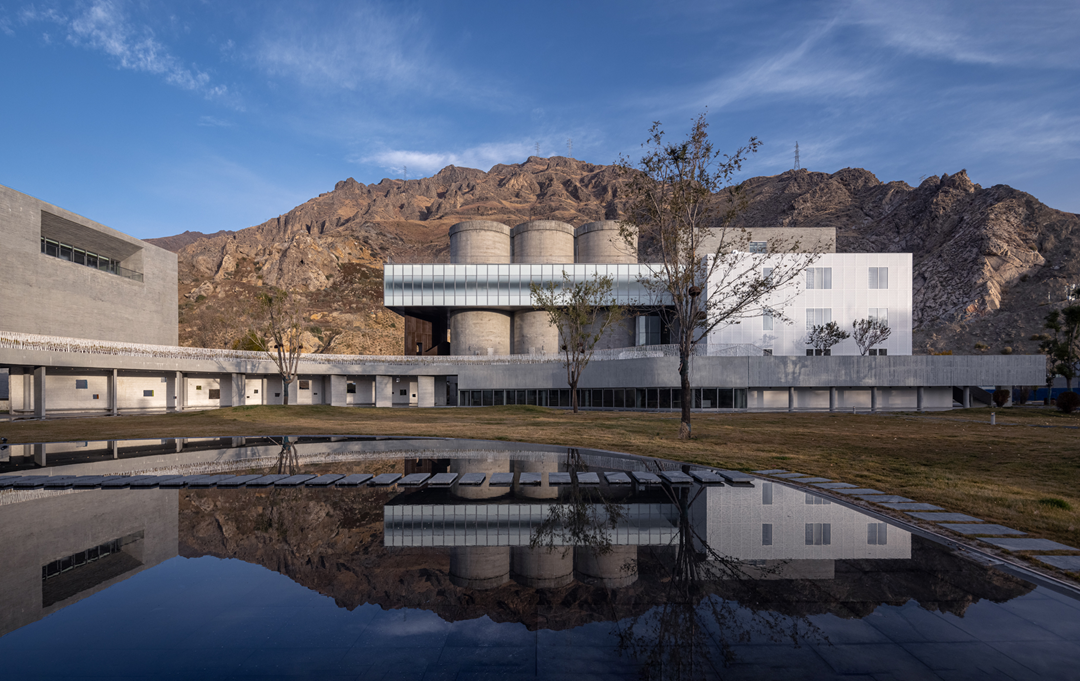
449, 547, 511, 590
576, 221, 637, 263
511, 220, 575, 264
512, 546, 574, 589
449, 221, 511, 264
574, 546, 638, 588
450, 309, 511, 356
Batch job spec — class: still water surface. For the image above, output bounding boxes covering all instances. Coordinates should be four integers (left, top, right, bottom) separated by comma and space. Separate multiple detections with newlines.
0, 436, 1078, 680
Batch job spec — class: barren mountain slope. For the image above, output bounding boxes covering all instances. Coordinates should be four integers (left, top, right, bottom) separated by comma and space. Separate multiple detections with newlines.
157, 158, 1080, 356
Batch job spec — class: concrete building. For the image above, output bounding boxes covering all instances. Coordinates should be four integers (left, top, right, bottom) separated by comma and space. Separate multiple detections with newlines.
0, 184, 178, 346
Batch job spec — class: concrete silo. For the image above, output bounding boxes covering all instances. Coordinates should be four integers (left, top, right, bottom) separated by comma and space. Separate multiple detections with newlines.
449, 221, 511, 355
575, 221, 638, 350
510, 220, 575, 355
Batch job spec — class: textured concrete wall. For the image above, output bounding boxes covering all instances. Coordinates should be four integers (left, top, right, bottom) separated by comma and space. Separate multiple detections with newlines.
417, 375, 435, 408
375, 375, 393, 407
698, 227, 836, 254
575, 221, 638, 263
451, 309, 511, 355
449, 221, 511, 264
512, 309, 559, 355
586, 315, 636, 351
511, 220, 575, 264
0, 184, 178, 345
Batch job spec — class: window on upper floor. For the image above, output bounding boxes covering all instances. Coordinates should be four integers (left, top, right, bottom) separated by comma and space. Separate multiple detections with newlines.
869, 267, 889, 289
762, 309, 774, 331
749, 241, 767, 253
869, 307, 888, 324
806, 267, 832, 289
867, 523, 888, 545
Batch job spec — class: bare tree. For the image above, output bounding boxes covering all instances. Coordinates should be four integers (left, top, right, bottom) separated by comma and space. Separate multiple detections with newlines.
852, 317, 891, 356
618, 113, 815, 439
249, 289, 306, 405
531, 272, 626, 413
806, 321, 850, 356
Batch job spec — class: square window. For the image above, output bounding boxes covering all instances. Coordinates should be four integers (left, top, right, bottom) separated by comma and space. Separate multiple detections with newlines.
92, 394, 99, 400
143, 389, 154, 397
869, 267, 889, 289
299, 380, 310, 390
400, 389, 407, 396
347, 382, 356, 393
209, 388, 221, 400
763, 348, 773, 356
749, 241, 767, 253
75, 379, 88, 389
867, 523, 888, 545
806, 267, 832, 289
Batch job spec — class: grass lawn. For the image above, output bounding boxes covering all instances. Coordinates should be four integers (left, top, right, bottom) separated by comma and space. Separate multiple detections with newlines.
3, 405, 1078, 569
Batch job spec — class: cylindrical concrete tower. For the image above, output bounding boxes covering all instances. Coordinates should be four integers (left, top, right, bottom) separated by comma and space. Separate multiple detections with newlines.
450, 457, 510, 500
574, 546, 639, 588
449, 221, 511, 355
450, 547, 511, 590
513, 454, 560, 500
575, 221, 638, 263
511, 220, 575, 264
511, 546, 574, 589
450, 221, 511, 264
511, 220, 574, 355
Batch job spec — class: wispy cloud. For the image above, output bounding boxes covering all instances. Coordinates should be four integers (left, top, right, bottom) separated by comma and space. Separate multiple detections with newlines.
19, 0, 237, 105
362, 140, 539, 176
844, 0, 1080, 68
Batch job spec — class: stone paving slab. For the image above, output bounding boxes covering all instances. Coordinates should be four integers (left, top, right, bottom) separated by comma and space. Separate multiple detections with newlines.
856, 494, 915, 503
907, 512, 984, 523
754, 469, 787, 474
603, 472, 631, 485
941, 523, 1026, 536
773, 472, 810, 478
982, 537, 1078, 551
1035, 555, 1080, 571
548, 472, 572, 485
516, 472, 541, 486
577, 472, 601, 485
456, 472, 486, 486
659, 471, 693, 484
879, 502, 944, 511
813, 482, 858, 489
428, 473, 458, 487
489, 472, 515, 486
833, 488, 883, 495
795, 477, 832, 483
630, 471, 662, 485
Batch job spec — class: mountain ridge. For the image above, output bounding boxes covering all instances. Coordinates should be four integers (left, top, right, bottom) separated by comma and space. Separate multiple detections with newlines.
164, 157, 1080, 357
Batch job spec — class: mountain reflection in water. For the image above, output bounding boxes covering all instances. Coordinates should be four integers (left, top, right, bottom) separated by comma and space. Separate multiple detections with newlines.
0, 439, 1054, 679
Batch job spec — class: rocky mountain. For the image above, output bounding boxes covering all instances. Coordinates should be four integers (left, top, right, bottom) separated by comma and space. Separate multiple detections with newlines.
163, 156, 1080, 356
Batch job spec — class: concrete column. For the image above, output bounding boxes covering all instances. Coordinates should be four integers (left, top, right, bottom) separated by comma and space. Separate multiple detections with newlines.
417, 376, 435, 408
166, 372, 182, 412
575, 546, 638, 588
108, 369, 118, 416
434, 376, 448, 406
33, 367, 46, 419
33, 443, 46, 466
512, 546, 574, 589
225, 374, 245, 407
286, 379, 299, 405
329, 375, 348, 407
266, 375, 283, 405
449, 547, 511, 590
110, 440, 119, 459
829, 387, 837, 412
917, 386, 925, 412
871, 387, 878, 412
963, 386, 971, 409
787, 387, 794, 413
375, 376, 394, 408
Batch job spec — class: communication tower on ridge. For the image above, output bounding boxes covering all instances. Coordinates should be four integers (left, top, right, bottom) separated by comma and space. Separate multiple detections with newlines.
794, 142, 801, 170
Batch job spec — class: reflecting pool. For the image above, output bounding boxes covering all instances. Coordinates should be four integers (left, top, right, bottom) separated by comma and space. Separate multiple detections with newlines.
0, 437, 1078, 679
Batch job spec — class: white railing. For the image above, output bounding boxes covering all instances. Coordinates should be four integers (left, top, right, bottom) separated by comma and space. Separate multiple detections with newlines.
0, 330, 763, 366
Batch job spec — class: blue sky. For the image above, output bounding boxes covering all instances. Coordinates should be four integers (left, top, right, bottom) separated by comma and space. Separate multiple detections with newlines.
1, 0, 1078, 239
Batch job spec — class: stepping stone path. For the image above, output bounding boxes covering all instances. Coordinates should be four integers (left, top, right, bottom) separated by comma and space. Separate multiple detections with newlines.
751, 469, 1080, 572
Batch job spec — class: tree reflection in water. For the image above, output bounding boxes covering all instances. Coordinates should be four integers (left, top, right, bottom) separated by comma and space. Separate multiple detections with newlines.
531, 453, 823, 680
529, 448, 628, 562
614, 478, 825, 680
271, 437, 300, 475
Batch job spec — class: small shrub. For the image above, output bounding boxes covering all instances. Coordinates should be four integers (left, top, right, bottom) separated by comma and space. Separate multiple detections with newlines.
1001, 346, 1013, 355
194, 295, 207, 303
1056, 391, 1080, 414
992, 389, 1010, 407
932, 350, 953, 355
1039, 498, 1072, 511
974, 342, 989, 351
